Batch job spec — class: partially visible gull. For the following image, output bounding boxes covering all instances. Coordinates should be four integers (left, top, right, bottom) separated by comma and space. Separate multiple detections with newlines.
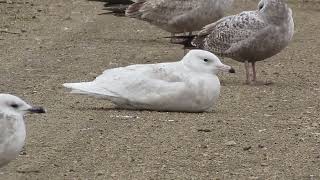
63, 50, 235, 112
0, 94, 45, 167
125, 0, 234, 35
172, 0, 294, 84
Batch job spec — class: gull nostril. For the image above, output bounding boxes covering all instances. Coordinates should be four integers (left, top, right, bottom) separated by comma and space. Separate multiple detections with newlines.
229, 68, 236, 73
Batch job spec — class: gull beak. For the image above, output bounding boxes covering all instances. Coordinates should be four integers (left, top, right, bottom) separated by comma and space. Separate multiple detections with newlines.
27, 106, 46, 114
217, 64, 236, 73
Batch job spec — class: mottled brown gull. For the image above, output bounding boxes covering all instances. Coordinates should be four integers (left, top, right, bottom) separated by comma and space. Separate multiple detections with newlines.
125, 0, 234, 35
172, 0, 294, 84
0, 94, 45, 167
63, 50, 235, 112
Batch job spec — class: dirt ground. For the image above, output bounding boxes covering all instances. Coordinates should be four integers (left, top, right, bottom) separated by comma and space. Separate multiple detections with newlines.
0, 0, 319, 179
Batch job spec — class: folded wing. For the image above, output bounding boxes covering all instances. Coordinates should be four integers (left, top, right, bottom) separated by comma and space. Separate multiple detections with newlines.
193, 11, 268, 56
63, 63, 188, 107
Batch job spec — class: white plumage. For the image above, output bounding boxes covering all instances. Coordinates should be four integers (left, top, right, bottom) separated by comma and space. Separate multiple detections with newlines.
63, 50, 235, 112
0, 94, 45, 167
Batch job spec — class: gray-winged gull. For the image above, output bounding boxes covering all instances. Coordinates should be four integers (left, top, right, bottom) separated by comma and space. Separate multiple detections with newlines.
0, 94, 45, 167
172, 0, 294, 84
63, 50, 235, 112
125, 0, 234, 35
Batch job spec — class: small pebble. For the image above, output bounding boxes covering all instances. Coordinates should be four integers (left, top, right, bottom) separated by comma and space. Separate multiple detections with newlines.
225, 141, 237, 146
95, 170, 104, 176
19, 151, 27, 155
261, 163, 268, 166
197, 129, 212, 132
16, 165, 40, 173
199, 144, 208, 149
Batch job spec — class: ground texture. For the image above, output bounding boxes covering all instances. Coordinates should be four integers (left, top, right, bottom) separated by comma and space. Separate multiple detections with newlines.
0, 0, 320, 179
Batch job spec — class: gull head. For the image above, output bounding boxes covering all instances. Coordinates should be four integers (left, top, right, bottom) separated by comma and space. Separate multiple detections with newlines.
0, 94, 46, 116
258, 0, 292, 24
182, 50, 235, 75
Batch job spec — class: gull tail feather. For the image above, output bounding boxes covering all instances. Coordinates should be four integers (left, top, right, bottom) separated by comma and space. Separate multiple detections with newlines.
125, 1, 145, 17
168, 35, 198, 49
88, 0, 134, 16
102, 5, 130, 16
63, 82, 115, 98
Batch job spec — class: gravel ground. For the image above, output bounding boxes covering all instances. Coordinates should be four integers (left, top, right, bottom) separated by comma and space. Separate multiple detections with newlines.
0, 0, 319, 179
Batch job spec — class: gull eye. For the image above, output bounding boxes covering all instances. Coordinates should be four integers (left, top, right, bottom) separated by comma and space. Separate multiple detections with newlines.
203, 59, 209, 62
258, 3, 264, 10
11, 103, 19, 108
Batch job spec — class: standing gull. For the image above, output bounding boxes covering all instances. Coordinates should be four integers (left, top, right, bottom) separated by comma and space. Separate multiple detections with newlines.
63, 50, 235, 112
172, 0, 294, 84
89, 0, 234, 35
0, 94, 45, 167
125, 0, 234, 35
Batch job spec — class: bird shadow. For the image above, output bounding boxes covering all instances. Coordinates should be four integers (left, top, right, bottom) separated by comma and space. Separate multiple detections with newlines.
221, 79, 278, 87
98, 37, 170, 45
72, 106, 213, 114
74, 106, 140, 112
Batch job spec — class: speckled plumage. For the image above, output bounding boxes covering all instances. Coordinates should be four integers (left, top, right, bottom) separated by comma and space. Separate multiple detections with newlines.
192, 0, 294, 83
193, 0, 294, 63
126, 0, 234, 33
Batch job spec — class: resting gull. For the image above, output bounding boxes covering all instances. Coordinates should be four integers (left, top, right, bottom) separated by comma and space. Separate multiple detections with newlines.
63, 50, 235, 112
172, 0, 294, 84
0, 94, 45, 167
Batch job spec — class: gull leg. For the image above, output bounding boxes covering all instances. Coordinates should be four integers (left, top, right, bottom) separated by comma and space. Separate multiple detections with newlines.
169, 33, 175, 43
252, 61, 257, 83
244, 60, 251, 84
251, 61, 273, 85
183, 32, 188, 55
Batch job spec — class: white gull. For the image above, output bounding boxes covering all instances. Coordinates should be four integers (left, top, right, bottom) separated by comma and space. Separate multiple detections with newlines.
0, 94, 45, 167
63, 50, 235, 112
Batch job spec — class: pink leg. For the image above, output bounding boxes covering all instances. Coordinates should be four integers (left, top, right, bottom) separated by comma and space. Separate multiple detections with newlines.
169, 33, 175, 43
252, 62, 257, 82
244, 61, 250, 84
